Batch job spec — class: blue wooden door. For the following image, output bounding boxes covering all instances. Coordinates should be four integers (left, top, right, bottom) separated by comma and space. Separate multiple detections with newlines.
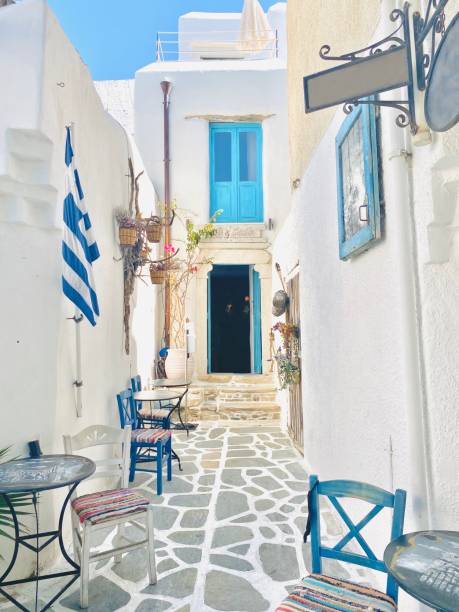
207, 272, 211, 373
210, 123, 263, 223
251, 267, 262, 374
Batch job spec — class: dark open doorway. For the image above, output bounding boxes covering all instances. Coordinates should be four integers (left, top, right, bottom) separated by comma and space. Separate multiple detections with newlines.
209, 265, 251, 373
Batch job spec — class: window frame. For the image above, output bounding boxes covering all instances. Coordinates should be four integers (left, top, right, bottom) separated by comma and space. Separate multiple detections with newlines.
335, 101, 381, 260
209, 122, 264, 223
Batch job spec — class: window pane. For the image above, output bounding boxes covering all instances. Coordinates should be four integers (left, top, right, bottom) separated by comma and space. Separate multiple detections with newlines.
239, 131, 257, 181
341, 116, 368, 241
214, 132, 232, 182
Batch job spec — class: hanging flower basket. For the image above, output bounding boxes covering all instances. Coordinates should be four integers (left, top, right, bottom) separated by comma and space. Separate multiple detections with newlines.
150, 265, 165, 285
119, 226, 138, 246
146, 222, 162, 243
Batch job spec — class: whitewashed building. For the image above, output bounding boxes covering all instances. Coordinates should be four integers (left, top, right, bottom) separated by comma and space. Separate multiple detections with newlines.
134, 4, 289, 386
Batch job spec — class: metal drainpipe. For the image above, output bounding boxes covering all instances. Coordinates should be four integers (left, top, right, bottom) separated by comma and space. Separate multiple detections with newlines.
383, 0, 432, 529
161, 80, 172, 347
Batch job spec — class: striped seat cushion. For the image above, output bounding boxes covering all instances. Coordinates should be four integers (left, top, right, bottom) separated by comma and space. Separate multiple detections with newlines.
132, 428, 171, 444
139, 407, 169, 420
72, 488, 149, 524
276, 574, 397, 611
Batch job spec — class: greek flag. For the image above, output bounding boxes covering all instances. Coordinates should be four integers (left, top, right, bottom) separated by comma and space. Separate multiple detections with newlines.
62, 127, 100, 326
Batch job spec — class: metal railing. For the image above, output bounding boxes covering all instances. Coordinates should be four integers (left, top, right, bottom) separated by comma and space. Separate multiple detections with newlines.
155, 29, 278, 62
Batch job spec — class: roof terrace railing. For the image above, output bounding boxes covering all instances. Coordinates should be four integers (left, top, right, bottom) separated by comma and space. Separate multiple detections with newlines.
155, 29, 278, 62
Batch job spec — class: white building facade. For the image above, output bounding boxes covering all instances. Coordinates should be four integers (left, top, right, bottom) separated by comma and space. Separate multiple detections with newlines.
135, 4, 289, 380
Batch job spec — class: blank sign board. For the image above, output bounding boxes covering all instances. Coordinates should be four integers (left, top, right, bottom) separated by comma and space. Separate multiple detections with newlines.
304, 46, 410, 113
425, 12, 459, 132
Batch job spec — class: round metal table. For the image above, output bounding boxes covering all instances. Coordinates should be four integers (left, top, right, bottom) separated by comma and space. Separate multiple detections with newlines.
0, 454, 95, 612
384, 530, 459, 612
151, 378, 191, 388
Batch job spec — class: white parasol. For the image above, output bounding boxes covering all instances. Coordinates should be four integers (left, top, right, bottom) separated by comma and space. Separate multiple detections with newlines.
239, 0, 274, 52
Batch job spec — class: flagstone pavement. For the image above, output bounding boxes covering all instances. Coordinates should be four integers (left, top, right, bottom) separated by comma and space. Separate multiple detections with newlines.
5, 423, 367, 612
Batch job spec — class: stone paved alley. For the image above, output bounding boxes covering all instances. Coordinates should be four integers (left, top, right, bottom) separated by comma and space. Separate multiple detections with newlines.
9, 423, 365, 612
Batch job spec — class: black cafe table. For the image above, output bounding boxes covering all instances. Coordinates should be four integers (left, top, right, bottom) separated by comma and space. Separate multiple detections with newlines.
384, 530, 459, 612
0, 454, 95, 612
134, 388, 190, 471
151, 378, 197, 432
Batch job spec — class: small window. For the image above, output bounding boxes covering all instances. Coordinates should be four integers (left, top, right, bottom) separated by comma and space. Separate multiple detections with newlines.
210, 123, 263, 223
335, 101, 381, 260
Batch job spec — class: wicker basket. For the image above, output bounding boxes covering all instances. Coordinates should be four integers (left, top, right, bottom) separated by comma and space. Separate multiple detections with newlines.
150, 268, 165, 285
119, 226, 137, 246
146, 223, 162, 243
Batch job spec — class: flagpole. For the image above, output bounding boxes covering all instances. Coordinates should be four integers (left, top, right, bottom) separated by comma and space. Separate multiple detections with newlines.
74, 309, 84, 417
69, 122, 84, 418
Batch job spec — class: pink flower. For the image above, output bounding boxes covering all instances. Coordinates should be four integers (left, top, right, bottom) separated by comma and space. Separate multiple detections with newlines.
164, 243, 175, 254
190, 265, 198, 273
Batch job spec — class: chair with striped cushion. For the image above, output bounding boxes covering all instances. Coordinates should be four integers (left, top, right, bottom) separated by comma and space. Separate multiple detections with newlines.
117, 388, 172, 495
130, 375, 170, 429
276, 475, 406, 611
63, 425, 157, 609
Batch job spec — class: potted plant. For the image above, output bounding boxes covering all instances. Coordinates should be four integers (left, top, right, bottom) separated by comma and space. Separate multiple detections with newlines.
116, 210, 139, 247
272, 322, 301, 390
150, 260, 167, 285
146, 216, 162, 243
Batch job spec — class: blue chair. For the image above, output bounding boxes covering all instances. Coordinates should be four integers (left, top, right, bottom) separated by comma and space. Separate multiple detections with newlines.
131, 375, 170, 429
117, 389, 172, 496
275, 475, 406, 611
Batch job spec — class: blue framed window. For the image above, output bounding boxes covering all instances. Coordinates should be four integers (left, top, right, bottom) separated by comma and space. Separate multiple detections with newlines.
335, 102, 381, 260
210, 123, 263, 223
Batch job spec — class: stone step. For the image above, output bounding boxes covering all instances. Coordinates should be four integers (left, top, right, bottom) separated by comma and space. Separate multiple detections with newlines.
0, 175, 58, 227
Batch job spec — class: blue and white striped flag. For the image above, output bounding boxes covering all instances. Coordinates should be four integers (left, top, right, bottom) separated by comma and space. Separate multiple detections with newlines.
62, 126, 100, 326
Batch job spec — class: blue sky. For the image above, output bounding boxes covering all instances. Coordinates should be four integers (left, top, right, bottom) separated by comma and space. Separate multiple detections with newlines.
48, 0, 280, 81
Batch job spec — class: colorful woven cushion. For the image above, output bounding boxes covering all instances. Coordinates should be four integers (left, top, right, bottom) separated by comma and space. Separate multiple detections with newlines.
72, 488, 149, 524
132, 428, 171, 444
276, 574, 397, 611
139, 407, 169, 420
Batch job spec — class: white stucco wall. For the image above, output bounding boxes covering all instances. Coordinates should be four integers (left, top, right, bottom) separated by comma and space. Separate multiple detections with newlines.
0, 0, 157, 577
274, 10, 459, 610
135, 59, 289, 234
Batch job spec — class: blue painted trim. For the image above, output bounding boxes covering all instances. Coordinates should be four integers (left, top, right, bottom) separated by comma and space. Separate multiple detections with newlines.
210, 123, 263, 223
307, 475, 407, 602
252, 268, 262, 373
335, 99, 381, 260
207, 272, 211, 374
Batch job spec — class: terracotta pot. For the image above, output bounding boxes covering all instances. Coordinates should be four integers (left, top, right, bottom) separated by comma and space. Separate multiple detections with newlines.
119, 226, 137, 246
150, 269, 165, 285
165, 348, 195, 380
146, 223, 162, 243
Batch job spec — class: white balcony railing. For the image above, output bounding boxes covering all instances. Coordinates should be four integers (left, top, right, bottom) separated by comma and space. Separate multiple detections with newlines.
155, 29, 279, 62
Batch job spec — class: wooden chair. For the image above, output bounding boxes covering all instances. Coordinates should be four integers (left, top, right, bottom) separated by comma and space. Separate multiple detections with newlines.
276, 475, 407, 611
131, 375, 170, 429
117, 388, 172, 495
63, 425, 157, 609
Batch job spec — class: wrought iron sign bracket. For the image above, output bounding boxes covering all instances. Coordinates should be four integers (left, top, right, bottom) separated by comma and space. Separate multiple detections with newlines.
413, 0, 448, 91
303, 0, 453, 135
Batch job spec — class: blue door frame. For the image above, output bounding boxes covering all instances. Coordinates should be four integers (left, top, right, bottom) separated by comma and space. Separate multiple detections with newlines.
207, 265, 262, 374
210, 123, 263, 223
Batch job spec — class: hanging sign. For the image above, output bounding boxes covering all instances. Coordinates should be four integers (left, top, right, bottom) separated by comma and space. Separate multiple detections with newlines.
425, 12, 459, 132
304, 45, 410, 114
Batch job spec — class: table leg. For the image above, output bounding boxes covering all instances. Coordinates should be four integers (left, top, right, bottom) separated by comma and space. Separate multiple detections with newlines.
0, 484, 80, 612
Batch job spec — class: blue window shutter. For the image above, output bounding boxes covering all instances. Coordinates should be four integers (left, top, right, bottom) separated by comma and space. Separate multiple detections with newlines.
210, 123, 263, 223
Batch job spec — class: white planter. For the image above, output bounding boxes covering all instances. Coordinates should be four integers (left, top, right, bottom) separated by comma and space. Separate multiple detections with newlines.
165, 348, 195, 380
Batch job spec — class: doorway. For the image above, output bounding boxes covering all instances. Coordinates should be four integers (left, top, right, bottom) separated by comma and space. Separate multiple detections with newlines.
208, 265, 262, 374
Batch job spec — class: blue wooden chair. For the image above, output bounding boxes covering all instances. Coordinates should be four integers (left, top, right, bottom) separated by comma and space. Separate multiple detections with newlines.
276, 475, 407, 611
117, 389, 172, 496
130, 375, 170, 429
